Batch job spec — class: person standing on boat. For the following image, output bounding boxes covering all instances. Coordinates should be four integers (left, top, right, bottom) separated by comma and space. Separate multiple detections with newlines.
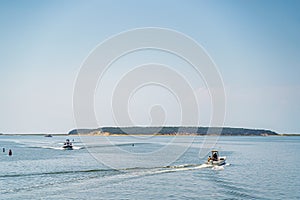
213, 152, 218, 161
207, 156, 211, 162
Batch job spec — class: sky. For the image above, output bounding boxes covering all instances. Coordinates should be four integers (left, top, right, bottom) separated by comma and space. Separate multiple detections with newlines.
0, 0, 299, 134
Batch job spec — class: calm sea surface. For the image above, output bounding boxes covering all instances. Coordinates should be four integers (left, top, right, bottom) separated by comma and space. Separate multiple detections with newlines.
0, 135, 299, 199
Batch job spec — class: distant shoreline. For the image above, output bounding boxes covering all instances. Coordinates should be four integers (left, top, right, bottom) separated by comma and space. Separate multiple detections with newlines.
278, 134, 300, 136
1, 133, 300, 136
68, 126, 279, 136
77, 133, 300, 136
1, 126, 299, 136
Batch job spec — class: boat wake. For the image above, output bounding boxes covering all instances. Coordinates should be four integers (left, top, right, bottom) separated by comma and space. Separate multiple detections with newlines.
1, 162, 231, 195
1, 162, 230, 179
119, 162, 230, 178
28, 145, 85, 150
211, 163, 231, 171
154, 164, 210, 174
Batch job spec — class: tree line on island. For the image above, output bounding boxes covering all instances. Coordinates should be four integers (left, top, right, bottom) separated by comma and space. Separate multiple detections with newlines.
68, 127, 278, 136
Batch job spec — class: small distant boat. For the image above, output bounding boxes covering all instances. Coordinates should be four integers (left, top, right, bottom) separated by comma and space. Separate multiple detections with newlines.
206, 150, 226, 166
44, 134, 52, 137
63, 139, 73, 150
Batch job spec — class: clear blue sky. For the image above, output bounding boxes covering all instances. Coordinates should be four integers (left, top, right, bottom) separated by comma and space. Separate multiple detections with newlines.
0, 0, 299, 133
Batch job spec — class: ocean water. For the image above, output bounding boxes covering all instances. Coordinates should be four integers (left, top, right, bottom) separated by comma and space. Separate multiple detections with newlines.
0, 135, 299, 199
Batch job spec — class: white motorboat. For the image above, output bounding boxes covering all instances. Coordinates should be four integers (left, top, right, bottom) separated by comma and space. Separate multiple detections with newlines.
63, 139, 73, 150
206, 150, 226, 166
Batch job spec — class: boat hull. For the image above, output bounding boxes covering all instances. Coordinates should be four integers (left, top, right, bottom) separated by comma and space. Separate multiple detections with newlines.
206, 156, 226, 166
63, 145, 73, 150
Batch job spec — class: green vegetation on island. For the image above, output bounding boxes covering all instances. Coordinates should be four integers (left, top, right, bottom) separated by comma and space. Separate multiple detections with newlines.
68, 127, 278, 136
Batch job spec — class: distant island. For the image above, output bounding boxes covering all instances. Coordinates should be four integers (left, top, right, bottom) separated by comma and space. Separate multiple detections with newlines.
68, 127, 278, 136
